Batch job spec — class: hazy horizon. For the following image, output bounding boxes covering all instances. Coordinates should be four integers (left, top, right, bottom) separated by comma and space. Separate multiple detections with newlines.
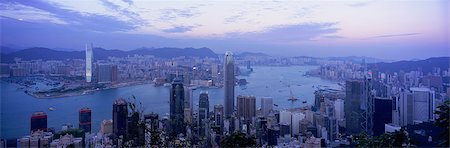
1, 0, 449, 60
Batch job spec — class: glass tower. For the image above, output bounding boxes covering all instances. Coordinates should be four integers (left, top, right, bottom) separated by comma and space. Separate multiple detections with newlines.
224, 51, 235, 118
85, 43, 93, 83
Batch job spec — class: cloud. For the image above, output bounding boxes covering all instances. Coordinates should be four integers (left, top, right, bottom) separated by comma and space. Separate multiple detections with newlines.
0, 2, 67, 24
163, 25, 196, 33
348, 1, 373, 7
365, 33, 421, 39
229, 22, 340, 43
322, 35, 344, 39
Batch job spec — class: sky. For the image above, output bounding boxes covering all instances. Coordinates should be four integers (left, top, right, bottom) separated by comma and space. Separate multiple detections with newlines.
0, 0, 448, 60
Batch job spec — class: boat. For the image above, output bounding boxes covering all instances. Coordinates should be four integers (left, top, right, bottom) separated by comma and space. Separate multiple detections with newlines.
287, 85, 298, 102
49, 107, 55, 111
302, 101, 307, 104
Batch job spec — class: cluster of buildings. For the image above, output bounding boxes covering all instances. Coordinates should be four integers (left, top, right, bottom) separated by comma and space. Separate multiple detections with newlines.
2, 44, 448, 147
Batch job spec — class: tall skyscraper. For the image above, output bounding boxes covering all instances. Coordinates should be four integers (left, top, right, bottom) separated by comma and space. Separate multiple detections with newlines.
198, 92, 209, 137
373, 97, 392, 136
398, 91, 414, 126
261, 97, 273, 117
184, 87, 193, 124
237, 95, 256, 121
85, 43, 93, 83
30, 112, 47, 132
79, 108, 92, 133
170, 78, 185, 137
344, 80, 364, 135
224, 51, 235, 118
113, 98, 128, 141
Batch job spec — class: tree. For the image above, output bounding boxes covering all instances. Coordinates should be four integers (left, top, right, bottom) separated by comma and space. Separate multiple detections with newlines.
434, 100, 449, 147
221, 131, 257, 147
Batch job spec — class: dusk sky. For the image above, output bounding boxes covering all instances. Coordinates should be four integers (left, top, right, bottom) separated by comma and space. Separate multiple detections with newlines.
0, 0, 448, 60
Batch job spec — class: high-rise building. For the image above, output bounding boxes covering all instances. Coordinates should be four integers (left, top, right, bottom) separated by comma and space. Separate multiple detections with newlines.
31, 112, 47, 132
261, 97, 273, 117
85, 43, 93, 83
144, 113, 159, 132
170, 78, 185, 137
184, 87, 193, 124
236, 95, 256, 121
373, 97, 392, 136
198, 92, 210, 137
410, 87, 436, 123
113, 98, 128, 141
398, 91, 414, 126
344, 80, 364, 135
224, 51, 235, 118
79, 108, 92, 133
214, 105, 224, 134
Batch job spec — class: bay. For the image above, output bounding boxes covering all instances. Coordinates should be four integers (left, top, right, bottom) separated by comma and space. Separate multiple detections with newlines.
0, 66, 339, 139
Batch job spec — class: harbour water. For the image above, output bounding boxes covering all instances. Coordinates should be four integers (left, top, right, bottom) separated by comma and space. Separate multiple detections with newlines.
0, 66, 339, 139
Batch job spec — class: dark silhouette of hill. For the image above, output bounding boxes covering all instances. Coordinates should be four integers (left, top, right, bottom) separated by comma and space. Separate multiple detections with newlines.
0, 47, 218, 63
369, 57, 450, 74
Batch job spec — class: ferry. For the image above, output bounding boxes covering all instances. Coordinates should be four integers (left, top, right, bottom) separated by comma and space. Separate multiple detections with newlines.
49, 107, 55, 111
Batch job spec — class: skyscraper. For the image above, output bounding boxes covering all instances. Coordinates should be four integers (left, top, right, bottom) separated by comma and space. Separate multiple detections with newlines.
261, 97, 273, 117
85, 43, 93, 83
184, 87, 193, 124
170, 78, 185, 137
113, 98, 128, 141
410, 87, 436, 122
344, 80, 364, 135
30, 112, 47, 132
79, 108, 92, 133
373, 97, 392, 136
236, 95, 256, 121
214, 105, 224, 134
224, 51, 235, 118
198, 92, 209, 137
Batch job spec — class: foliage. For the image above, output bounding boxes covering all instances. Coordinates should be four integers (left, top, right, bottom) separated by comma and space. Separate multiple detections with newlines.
434, 100, 449, 147
352, 129, 409, 147
53, 128, 85, 139
221, 131, 257, 147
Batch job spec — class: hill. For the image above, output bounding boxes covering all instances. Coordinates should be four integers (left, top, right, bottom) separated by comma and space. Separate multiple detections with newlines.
369, 57, 450, 74
0, 47, 218, 63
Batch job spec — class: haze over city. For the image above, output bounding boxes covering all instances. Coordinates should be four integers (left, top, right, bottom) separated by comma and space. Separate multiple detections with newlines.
1, 0, 448, 60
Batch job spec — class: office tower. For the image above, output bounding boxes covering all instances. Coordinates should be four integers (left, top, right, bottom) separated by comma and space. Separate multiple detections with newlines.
211, 63, 218, 78
31, 112, 47, 132
267, 127, 280, 146
236, 95, 256, 121
292, 112, 305, 136
128, 111, 145, 146
373, 97, 392, 136
113, 98, 128, 141
97, 64, 118, 84
410, 87, 436, 122
344, 80, 364, 135
170, 78, 185, 137
334, 99, 344, 120
85, 43, 93, 83
279, 110, 292, 135
224, 51, 235, 118
314, 90, 324, 110
79, 108, 92, 133
111, 65, 118, 83
398, 91, 414, 126
145, 113, 159, 132
261, 97, 273, 117
214, 105, 224, 134
184, 87, 193, 123
198, 92, 210, 137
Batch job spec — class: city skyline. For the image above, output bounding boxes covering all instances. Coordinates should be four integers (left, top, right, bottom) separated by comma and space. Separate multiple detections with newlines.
0, 0, 448, 60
